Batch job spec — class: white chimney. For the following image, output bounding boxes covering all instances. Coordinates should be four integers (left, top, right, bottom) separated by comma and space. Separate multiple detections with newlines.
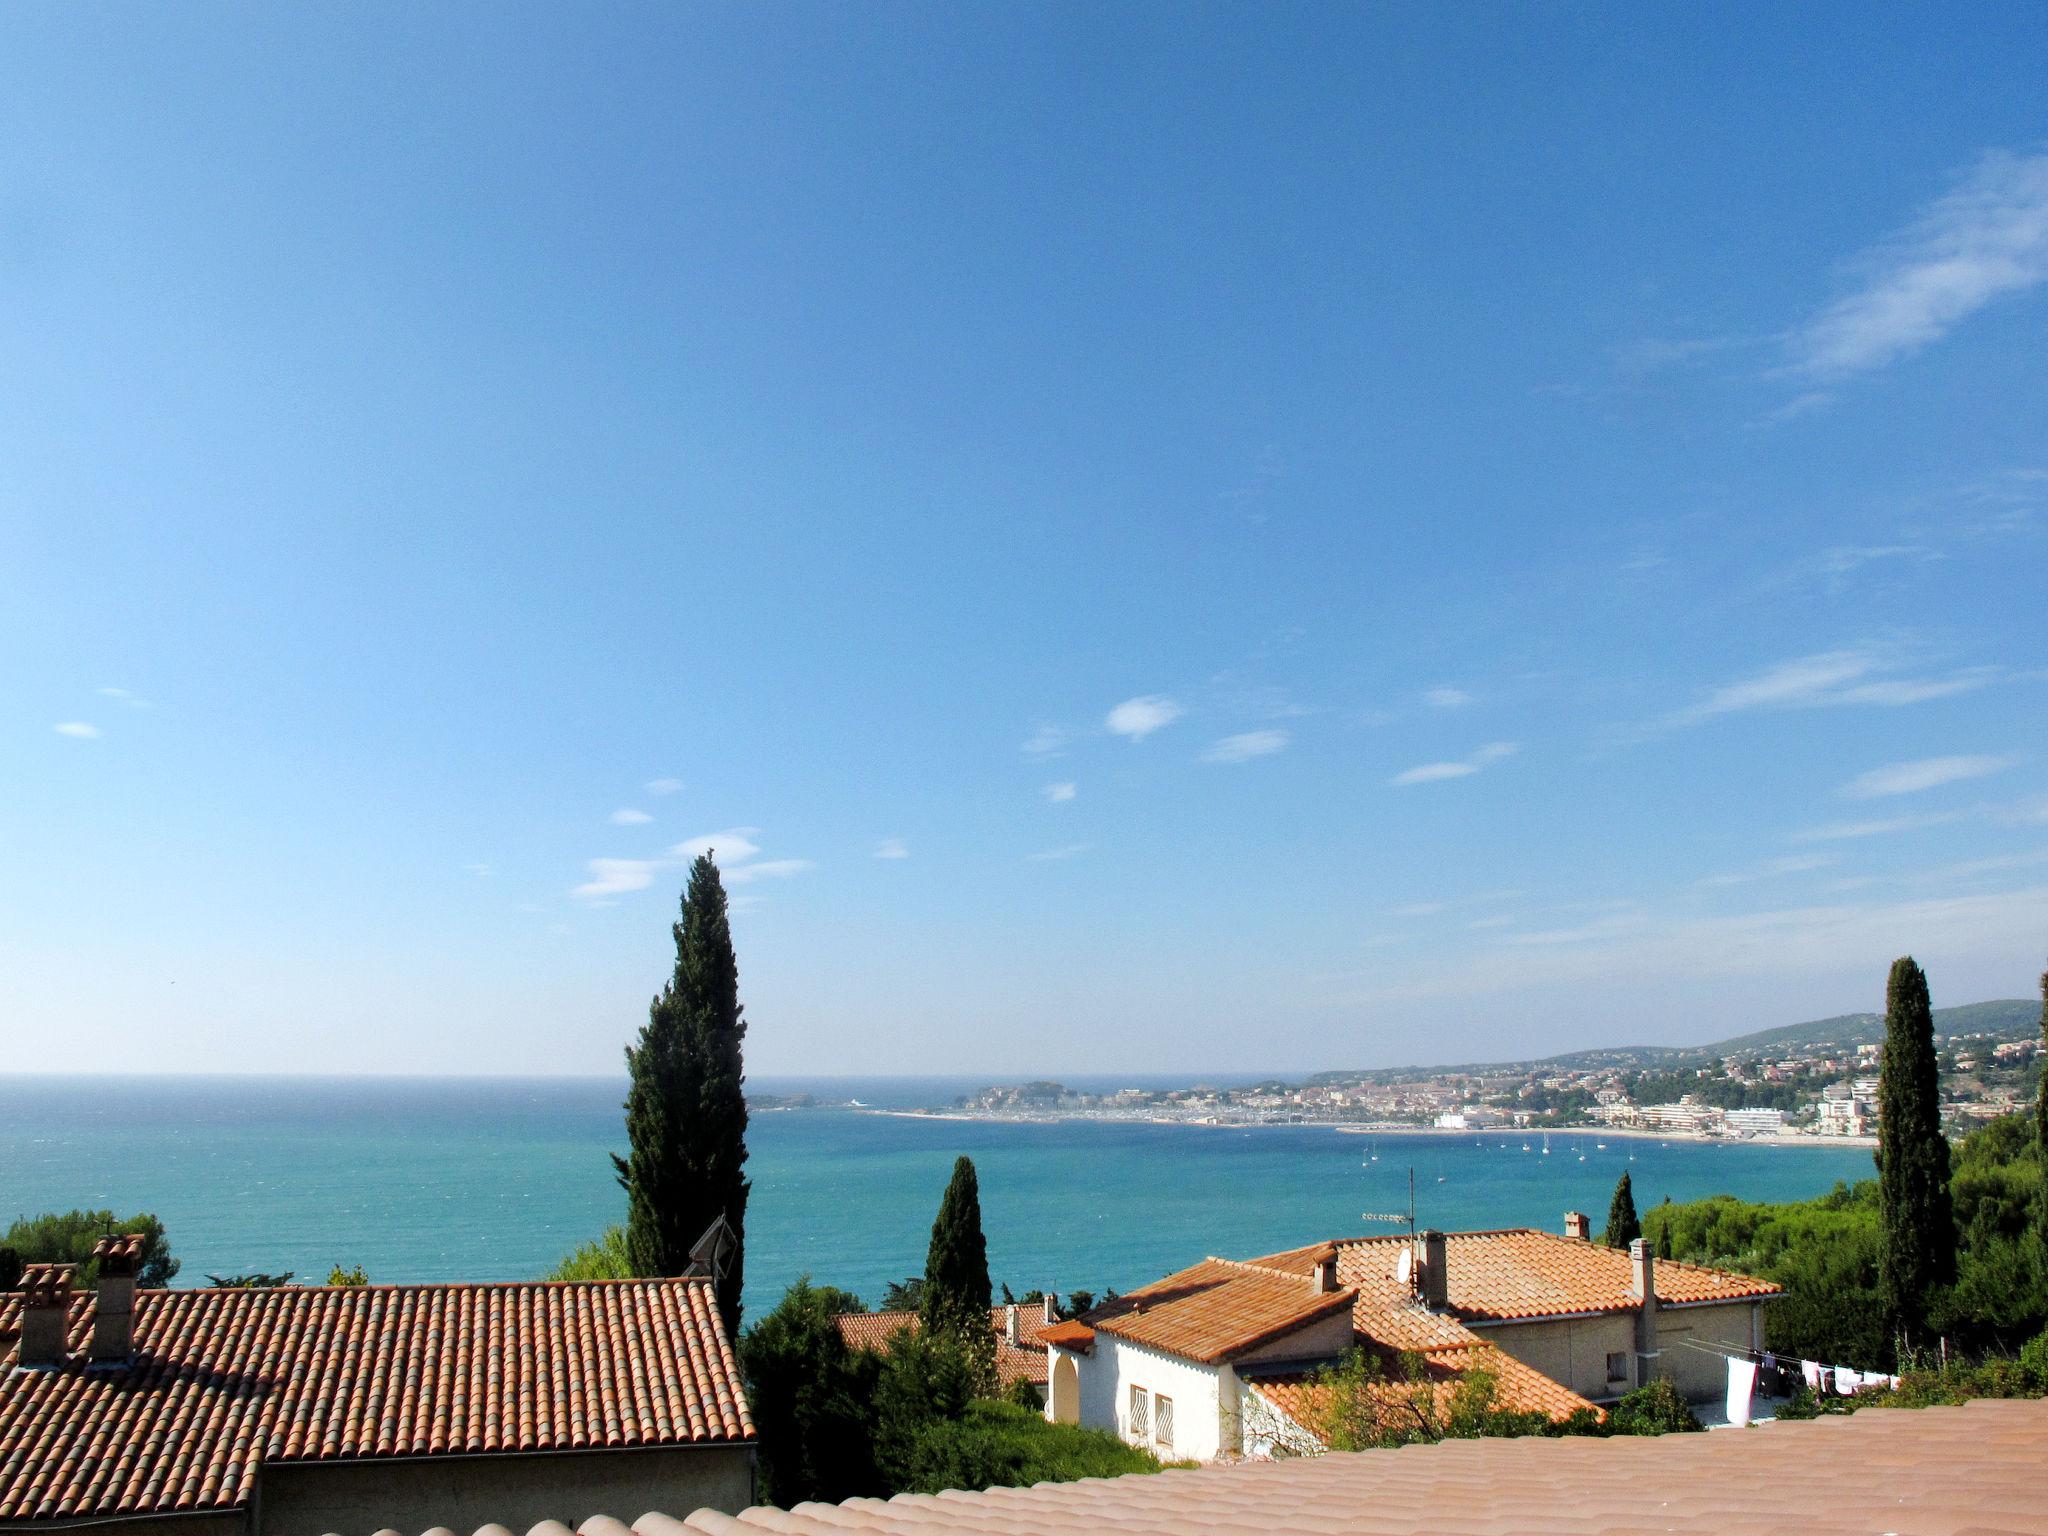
1042, 1293, 1058, 1325
1564, 1211, 1590, 1241
89, 1234, 145, 1363
16, 1264, 72, 1368
1005, 1303, 1020, 1347
1629, 1237, 1656, 1304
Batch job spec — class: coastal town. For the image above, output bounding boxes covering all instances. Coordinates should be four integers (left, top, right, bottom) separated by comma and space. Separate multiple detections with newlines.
936, 1002, 2045, 1141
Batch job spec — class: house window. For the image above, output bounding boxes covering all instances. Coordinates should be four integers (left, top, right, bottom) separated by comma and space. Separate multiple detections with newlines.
1606, 1351, 1629, 1384
1128, 1385, 1149, 1441
1154, 1393, 1174, 1450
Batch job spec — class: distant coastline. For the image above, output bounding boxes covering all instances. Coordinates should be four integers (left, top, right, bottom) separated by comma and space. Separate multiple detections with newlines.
866, 1107, 1881, 1150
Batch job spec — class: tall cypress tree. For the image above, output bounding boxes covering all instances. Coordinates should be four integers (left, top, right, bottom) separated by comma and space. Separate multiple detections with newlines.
613, 852, 751, 1334
1603, 1170, 1640, 1249
920, 1156, 994, 1386
1876, 955, 1953, 1351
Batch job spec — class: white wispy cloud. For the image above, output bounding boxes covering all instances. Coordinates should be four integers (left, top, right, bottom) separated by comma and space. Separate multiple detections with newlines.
97, 687, 151, 708
610, 808, 652, 825
1026, 843, 1091, 862
463, 862, 494, 877
1659, 647, 1995, 729
1105, 696, 1183, 742
671, 827, 763, 862
1387, 902, 1447, 918
1696, 854, 1835, 889
645, 777, 684, 796
1043, 781, 1077, 803
1389, 741, 1518, 787
1841, 755, 2017, 800
1022, 725, 1067, 757
1791, 148, 2048, 380
572, 858, 658, 900
53, 722, 100, 739
1422, 687, 1473, 709
1792, 812, 1962, 842
873, 838, 910, 860
1201, 729, 1289, 764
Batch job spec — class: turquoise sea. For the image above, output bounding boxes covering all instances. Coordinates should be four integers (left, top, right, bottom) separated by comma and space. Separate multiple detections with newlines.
0, 1076, 1874, 1312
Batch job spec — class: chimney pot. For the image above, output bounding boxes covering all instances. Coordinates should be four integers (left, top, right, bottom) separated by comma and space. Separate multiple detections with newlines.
1629, 1237, 1656, 1304
16, 1264, 73, 1367
1313, 1245, 1340, 1294
1418, 1230, 1448, 1311
1564, 1211, 1590, 1241
89, 1234, 144, 1364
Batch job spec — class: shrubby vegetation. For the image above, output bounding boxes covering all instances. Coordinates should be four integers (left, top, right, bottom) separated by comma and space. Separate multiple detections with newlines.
547, 1225, 635, 1281
1, 1210, 178, 1287
740, 1274, 1165, 1505
1645, 1112, 2047, 1368
1295, 1348, 1693, 1451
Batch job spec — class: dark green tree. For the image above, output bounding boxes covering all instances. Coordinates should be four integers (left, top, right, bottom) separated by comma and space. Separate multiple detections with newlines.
613, 852, 751, 1334
1877, 956, 1956, 1348
921, 1157, 992, 1338
0, 1248, 21, 1291
2, 1211, 178, 1288
1604, 1170, 1641, 1249
739, 1278, 884, 1506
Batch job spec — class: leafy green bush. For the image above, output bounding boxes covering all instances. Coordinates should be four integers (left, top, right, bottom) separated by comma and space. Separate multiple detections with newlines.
3, 1211, 178, 1287
547, 1226, 635, 1281
888, 1401, 1166, 1494
2019, 1327, 2048, 1388
1605, 1378, 1703, 1436
740, 1277, 885, 1506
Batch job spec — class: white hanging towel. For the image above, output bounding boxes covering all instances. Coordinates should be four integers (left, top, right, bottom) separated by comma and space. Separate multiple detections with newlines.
1831, 1366, 1860, 1395
1725, 1356, 1759, 1427
1801, 1360, 1824, 1392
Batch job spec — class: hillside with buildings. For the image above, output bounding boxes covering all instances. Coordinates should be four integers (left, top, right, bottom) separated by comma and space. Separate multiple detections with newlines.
944, 1000, 2044, 1140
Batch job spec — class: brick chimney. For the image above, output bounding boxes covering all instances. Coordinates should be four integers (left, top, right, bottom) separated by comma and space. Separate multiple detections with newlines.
89, 1234, 145, 1364
16, 1264, 72, 1368
1312, 1243, 1340, 1294
1564, 1211, 1590, 1241
1417, 1230, 1448, 1311
1005, 1303, 1020, 1347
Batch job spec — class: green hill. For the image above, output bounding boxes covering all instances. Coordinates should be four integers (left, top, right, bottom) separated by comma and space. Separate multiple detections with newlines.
1694, 998, 2038, 1060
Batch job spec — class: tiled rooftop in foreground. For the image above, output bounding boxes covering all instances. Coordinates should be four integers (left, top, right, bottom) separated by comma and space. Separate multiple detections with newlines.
353, 1397, 2048, 1536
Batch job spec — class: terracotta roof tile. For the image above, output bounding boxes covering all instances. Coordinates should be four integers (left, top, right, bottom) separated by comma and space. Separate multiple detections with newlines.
1252, 1228, 1781, 1323
1248, 1342, 1597, 1431
832, 1305, 1054, 1387
368, 1397, 2048, 1535
1082, 1259, 1357, 1365
0, 1277, 752, 1524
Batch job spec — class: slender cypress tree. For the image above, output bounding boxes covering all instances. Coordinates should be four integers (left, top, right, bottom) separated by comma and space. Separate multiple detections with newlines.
921, 1156, 995, 1387
1603, 1170, 1641, 1249
1875, 955, 1953, 1351
613, 852, 751, 1334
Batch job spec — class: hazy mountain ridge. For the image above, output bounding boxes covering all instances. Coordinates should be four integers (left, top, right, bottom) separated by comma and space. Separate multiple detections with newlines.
1316, 999, 2040, 1085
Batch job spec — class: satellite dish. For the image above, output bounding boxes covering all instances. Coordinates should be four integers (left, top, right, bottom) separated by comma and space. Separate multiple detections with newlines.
1395, 1248, 1414, 1291
685, 1214, 738, 1284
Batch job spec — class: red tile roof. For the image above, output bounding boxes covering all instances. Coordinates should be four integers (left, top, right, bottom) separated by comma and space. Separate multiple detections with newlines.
832, 1304, 1054, 1388
1082, 1259, 1358, 1365
1248, 1341, 1595, 1431
365, 1397, 2048, 1535
0, 1277, 753, 1524
1252, 1228, 1781, 1324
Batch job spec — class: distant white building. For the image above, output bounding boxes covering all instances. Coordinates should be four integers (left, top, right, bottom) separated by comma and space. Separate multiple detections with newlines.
1723, 1107, 1787, 1134
1434, 1107, 1500, 1130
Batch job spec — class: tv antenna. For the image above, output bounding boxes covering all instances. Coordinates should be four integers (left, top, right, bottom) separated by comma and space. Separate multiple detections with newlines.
1360, 1167, 1417, 1240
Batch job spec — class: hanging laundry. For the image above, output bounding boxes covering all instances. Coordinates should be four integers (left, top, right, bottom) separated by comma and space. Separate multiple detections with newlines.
1831, 1366, 1861, 1395
1802, 1360, 1826, 1394
1725, 1356, 1759, 1427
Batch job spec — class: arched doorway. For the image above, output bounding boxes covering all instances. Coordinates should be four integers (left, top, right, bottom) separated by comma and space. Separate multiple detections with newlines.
1049, 1351, 1081, 1424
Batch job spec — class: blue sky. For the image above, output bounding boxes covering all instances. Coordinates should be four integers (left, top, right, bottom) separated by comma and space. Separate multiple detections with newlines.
3, 3, 2045, 1077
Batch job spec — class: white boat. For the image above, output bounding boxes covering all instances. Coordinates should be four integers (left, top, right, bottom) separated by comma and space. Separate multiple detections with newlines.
1541, 1134, 1551, 1156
